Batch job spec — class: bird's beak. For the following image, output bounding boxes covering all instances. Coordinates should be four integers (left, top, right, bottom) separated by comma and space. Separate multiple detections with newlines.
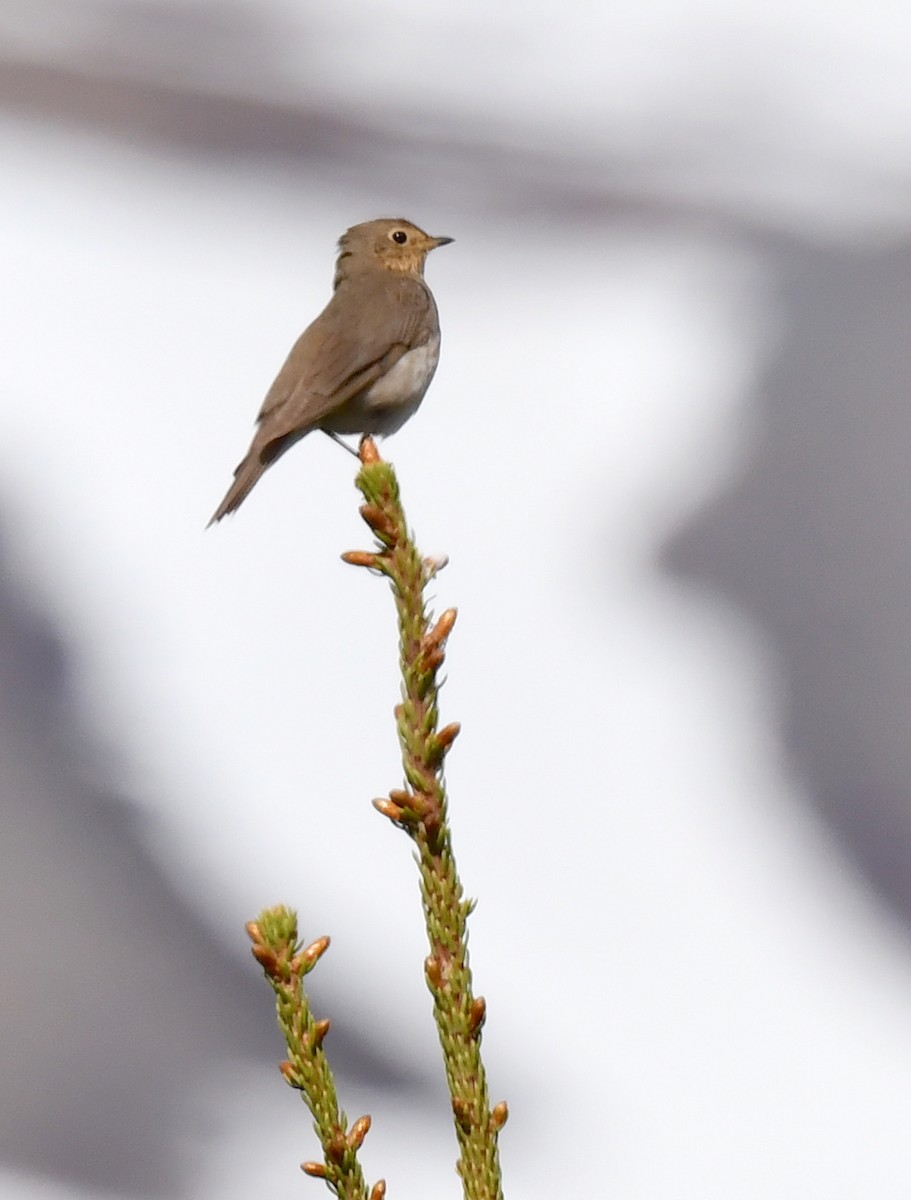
429, 235, 454, 249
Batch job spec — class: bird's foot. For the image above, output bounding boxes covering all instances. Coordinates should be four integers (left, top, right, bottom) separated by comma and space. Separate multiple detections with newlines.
323, 430, 360, 458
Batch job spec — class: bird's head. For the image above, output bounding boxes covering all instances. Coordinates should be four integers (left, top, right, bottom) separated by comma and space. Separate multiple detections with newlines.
335, 218, 453, 284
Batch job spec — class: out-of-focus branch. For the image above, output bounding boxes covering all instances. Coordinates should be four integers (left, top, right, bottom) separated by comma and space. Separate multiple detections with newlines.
246, 910, 382, 1200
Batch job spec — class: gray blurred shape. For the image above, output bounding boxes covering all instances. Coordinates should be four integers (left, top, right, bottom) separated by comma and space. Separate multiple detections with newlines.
0, 2, 657, 218
665, 238, 911, 930
0, 526, 423, 1195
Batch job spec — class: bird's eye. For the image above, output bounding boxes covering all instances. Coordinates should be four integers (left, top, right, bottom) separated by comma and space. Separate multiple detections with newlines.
391, 230, 408, 244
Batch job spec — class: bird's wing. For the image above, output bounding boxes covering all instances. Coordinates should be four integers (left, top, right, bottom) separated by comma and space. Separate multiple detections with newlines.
255, 274, 435, 446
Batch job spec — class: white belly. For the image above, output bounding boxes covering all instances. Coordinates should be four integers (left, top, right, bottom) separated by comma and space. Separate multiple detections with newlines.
363, 337, 440, 433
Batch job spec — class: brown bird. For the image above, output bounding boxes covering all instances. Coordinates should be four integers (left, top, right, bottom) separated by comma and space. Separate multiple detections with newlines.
209, 217, 453, 524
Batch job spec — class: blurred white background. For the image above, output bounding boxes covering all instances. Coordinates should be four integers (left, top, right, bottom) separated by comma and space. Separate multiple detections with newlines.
3, 2, 911, 1197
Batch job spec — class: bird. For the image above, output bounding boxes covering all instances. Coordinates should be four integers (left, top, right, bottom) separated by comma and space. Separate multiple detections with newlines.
208, 217, 453, 524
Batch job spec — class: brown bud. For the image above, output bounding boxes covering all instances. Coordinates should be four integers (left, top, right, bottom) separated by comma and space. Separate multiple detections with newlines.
311, 1018, 331, 1048
326, 1131, 347, 1164
490, 1101, 509, 1132
250, 944, 279, 976
359, 503, 396, 539
421, 647, 445, 673
468, 996, 487, 1035
422, 814, 443, 848
451, 1097, 473, 1133
359, 436, 380, 464
436, 722, 461, 750
348, 1114, 372, 1150
279, 1060, 297, 1085
302, 936, 330, 967
369, 1181, 387, 1200
426, 608, 458, 649
424, 955, 442, 989
427, 724, 461, 765
341, 550, 380, 569
301, 1161, 326, 1178
244, 921, 262, 943
373, 797, 404, 822
402, 790, 428, 817
388, 781, 429, 819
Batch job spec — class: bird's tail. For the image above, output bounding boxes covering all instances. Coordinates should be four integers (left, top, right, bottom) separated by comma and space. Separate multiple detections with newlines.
207, 451, 270, 526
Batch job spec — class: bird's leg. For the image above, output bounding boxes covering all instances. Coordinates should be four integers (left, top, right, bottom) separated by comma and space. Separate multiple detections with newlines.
323, 430, 360, 458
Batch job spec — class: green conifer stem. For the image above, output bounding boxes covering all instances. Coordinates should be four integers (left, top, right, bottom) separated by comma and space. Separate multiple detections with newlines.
347, 439, 506, 1200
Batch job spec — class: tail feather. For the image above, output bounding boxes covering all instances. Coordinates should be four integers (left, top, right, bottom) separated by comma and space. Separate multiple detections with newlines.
207, 452, 269, 526
207, 429, 308, 526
